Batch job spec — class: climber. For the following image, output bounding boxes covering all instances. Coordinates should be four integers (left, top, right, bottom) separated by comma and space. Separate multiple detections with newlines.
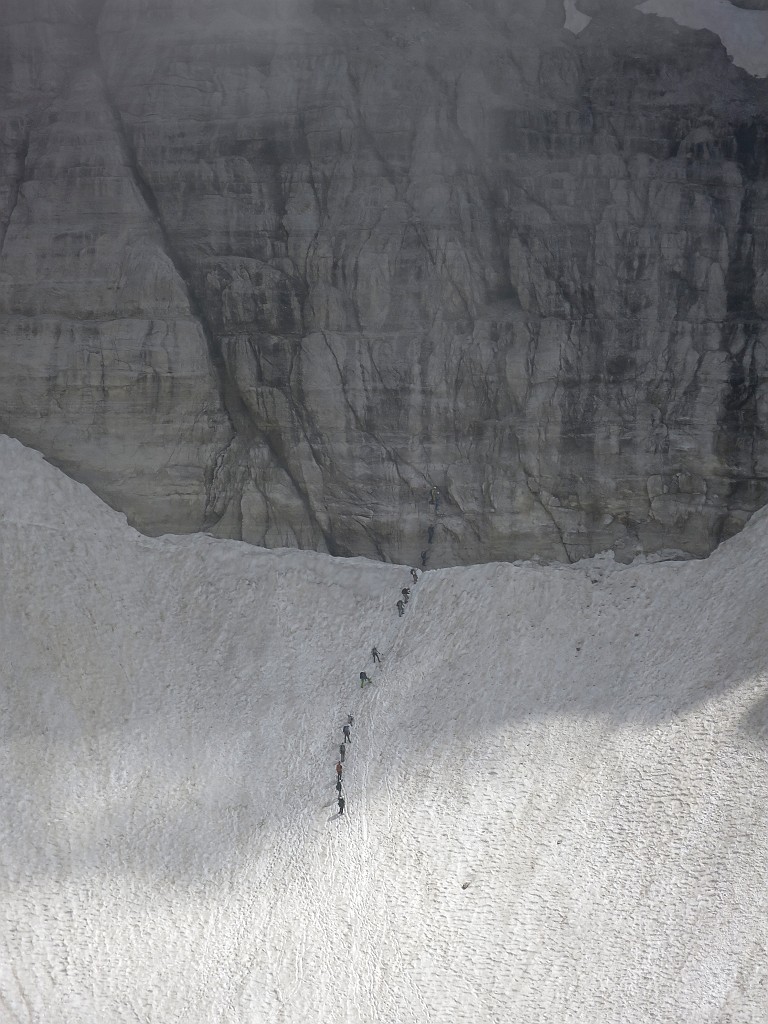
335, 760, 343, 779
342, 722, 352, 744
410, 568, 418, 584
427, 525, 435, 544
429, 485, 439, 505
338, 795, 346, 816
371, 646, 381, 664
339, 743, 346, 762
360, 671, 372, 687
401, 587, 410, 603
347, 713, 355, 726
420, 550, 428, 568
396, 599, 405, 617
335, 777, 343, 796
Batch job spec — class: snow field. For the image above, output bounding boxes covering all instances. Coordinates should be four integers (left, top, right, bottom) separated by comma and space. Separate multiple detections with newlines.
1, 434, 767, 1023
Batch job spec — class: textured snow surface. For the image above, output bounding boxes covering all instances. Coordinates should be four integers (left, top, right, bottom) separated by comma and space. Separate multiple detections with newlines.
1, 434, 767, 1023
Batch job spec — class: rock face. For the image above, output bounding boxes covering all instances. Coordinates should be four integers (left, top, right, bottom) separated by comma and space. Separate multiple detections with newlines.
0, 0, 767, 565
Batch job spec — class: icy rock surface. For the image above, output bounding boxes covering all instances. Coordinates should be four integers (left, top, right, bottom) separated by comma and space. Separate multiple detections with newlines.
1, 0, 768, 565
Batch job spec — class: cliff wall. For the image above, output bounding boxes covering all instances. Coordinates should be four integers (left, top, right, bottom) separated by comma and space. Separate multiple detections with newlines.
1, 0, 767, 564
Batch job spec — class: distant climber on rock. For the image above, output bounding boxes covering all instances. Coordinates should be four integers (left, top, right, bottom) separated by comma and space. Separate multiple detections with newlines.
335, 760, 343, 779
360, 671, 372, 687
427, 525, 435, 544
335, 777, 343, 796
410, 568, 418, 584
338, 795, 345, 816
401, 587, 410, 603
371, 646, 381, 663
347, 713, 355, 726
339, 743, 346, 762
342, 722, 352, 744
396, 599, 405, 616
429, 485, 439, 505
420, 550, 428, 568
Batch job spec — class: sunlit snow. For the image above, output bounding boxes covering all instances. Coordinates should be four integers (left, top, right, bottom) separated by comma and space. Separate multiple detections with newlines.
1, 435, 767, 1022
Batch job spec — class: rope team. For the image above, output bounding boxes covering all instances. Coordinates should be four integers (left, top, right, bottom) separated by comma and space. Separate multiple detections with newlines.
333, 483, 440, 818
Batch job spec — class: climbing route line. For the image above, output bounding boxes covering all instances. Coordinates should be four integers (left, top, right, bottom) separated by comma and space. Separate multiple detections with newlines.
328, 485, 441, 820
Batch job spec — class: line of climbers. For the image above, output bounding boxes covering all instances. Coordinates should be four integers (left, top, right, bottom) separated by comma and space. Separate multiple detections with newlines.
420, 485, 440, 569
333, 483, 441, 818
334, 566, 421, 818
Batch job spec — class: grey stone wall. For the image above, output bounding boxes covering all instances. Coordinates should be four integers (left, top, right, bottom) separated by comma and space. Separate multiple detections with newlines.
1, 0, 767, 565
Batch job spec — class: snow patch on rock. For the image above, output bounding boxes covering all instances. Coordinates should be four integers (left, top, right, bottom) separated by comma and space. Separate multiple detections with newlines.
563, 0, 592, 33
639, 0, 768, 76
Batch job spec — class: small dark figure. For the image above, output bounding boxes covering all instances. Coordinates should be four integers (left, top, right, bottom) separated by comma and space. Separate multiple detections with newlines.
335, 761, 343, 779
396, 599, 405, 616
371, 646, 381, 664
401, 587, 410, 603
338, 795, 345, 815
410, 568, 418, 584
342, 723, 352, 743
360, 671, 371, 688
427, 525, 435, 544
347, 713, 354, 726
429, 485, 439, 505
339, 743, 346, 762
420, 550, 428, 568
335, 778, 343, 795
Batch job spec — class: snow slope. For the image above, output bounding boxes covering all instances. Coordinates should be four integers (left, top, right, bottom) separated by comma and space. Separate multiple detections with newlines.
1, 434, 767, 1023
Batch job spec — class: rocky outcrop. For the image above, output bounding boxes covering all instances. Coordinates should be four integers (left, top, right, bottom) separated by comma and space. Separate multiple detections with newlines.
0, 0, 767, 565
